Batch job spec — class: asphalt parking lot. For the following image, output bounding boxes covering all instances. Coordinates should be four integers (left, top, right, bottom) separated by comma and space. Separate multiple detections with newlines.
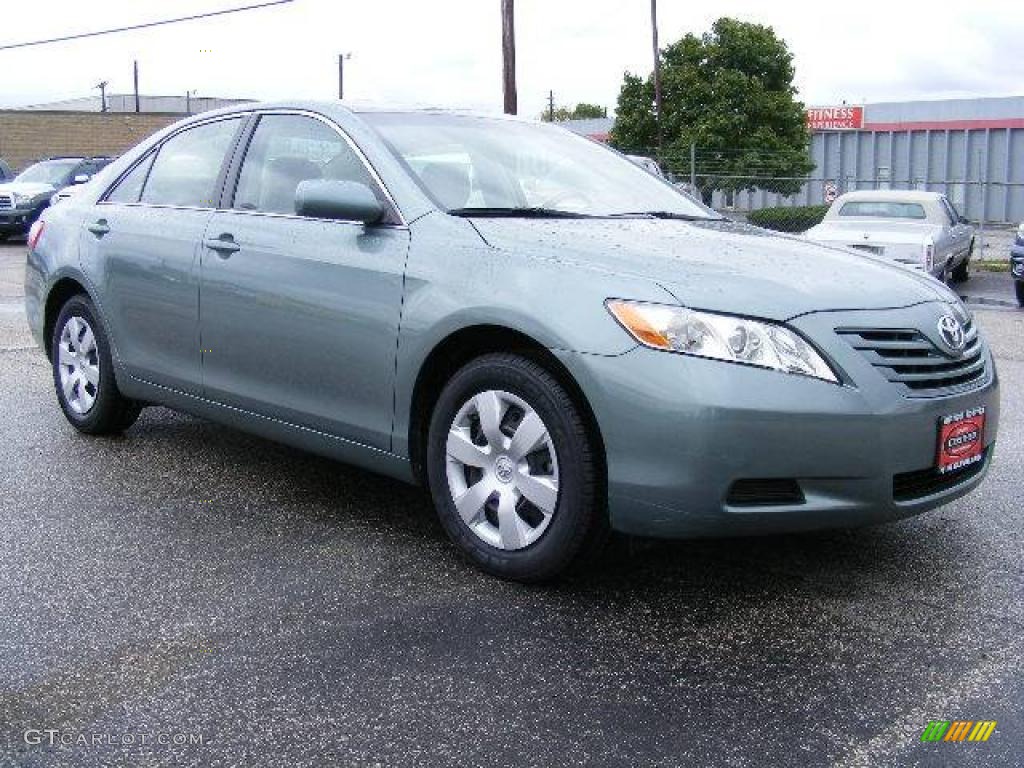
0, 240, 1021, 768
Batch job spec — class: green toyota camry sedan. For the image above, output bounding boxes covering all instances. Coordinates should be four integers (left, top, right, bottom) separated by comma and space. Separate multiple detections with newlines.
24, 102, 999, 581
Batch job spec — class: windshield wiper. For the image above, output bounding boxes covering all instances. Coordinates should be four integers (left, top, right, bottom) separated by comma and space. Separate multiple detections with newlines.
448, 206, 594, 219
607, 210, 720, 221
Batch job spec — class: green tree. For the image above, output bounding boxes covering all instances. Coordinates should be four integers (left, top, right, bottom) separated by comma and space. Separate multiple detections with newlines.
540, 102, 608, 122
610, 17, 812, 202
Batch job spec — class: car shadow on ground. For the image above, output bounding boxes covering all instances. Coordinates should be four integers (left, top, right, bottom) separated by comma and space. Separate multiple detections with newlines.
104, 406, 980, 606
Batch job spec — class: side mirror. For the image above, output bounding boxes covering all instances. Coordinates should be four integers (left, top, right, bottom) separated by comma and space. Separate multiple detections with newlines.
958, 215, 970, 225
295, 180, 385, 224
72, 174, 91, 184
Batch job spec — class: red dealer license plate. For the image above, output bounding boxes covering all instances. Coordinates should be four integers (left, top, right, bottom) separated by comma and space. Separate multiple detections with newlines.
936, 406, 986, 474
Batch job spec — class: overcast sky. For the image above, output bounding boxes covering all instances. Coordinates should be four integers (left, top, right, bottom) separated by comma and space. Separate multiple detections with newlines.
2, 0, 1023, 116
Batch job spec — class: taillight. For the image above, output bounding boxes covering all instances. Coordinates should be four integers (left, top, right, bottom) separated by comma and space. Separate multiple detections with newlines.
27, 220, 45, 252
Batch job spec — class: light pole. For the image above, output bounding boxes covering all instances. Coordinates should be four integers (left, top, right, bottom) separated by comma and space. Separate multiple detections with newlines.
501, 0, 517, 115
651, 0, 662, 156
338, 52, 352, 100
95, 80, 109, 112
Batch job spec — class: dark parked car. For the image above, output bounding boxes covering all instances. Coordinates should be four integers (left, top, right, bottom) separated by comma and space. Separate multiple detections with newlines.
0, 156, 112, 239
1012, 222, 1024, 307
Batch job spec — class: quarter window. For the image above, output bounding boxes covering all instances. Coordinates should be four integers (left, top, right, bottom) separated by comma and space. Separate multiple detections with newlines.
106, 154, 155, 204
233, 114, 379, 216
140, 118, 242, 207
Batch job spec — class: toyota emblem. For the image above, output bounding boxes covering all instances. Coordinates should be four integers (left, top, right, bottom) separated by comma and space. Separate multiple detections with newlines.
937, 314, 966, 354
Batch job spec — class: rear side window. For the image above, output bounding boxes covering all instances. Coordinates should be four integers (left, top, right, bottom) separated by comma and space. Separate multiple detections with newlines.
106, 154, 155, 204
232, 114, 378, 216
838, 201, 927, 219
140, 118, 242, 207
942, 197, 962, 224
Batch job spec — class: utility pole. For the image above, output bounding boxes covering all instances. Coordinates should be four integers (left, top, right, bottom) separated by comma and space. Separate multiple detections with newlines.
95, 80, 108, 112
501, 0, 517, 115
548, 90, 555, 122
650, 0, 662, 156
133, 60, 140, 112
338, 53, 351, 100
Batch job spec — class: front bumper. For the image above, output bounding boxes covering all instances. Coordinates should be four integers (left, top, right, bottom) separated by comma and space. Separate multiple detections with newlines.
555, 302, 1000, 537
0, 208, 34, 234
1011, 240, 1024, 281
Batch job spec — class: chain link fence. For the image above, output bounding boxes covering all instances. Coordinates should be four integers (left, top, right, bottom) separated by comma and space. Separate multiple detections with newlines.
625, 144, 1024, 243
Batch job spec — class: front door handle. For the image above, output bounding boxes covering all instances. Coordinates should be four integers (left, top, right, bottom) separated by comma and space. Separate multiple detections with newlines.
86, 219, 110, 236
204, 234, 240, 256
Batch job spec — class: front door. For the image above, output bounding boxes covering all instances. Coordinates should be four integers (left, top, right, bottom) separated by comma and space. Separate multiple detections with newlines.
199, 113, 408, 450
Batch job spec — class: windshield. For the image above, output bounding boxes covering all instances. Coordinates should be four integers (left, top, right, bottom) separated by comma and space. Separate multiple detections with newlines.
363, 113, 714, 219
14, 160, 79, 186
838, 201, 927, 220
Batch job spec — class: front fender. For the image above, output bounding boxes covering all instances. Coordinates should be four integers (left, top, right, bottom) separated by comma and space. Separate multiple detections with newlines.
390, 213, 675, 458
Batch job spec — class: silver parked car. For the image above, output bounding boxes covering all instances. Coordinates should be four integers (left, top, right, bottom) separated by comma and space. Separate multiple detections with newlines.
804, 190, 975, 282
25, 103, 999, 581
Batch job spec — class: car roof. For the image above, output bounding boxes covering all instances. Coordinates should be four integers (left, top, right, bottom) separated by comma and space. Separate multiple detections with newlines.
834, 190, 944, 204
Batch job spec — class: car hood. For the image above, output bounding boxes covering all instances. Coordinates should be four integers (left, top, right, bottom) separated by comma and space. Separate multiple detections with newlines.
0, 181, 57, 197
469, 217, 953, 321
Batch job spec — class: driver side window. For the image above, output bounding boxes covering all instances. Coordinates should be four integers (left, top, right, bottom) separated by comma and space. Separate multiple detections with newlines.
233, 114, 379, 216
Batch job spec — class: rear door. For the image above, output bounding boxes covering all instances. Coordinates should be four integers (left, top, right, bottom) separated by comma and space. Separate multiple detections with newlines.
199, 112, 409, 449
940, 196, 971, 263
79, 116, 245, 394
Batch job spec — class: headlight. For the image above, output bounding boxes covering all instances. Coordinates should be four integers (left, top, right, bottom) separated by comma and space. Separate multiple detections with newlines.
12, 192, 33, 208
1017, 222, 1023, 240
606, 300, 839, 383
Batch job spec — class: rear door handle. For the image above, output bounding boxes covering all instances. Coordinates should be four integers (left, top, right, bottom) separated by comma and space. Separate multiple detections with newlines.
86, 219, 110, 236
204, 234, 240, 256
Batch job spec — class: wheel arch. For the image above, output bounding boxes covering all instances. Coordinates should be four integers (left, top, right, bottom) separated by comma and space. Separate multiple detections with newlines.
43, 276, 91, 361
407, 324, 607, 497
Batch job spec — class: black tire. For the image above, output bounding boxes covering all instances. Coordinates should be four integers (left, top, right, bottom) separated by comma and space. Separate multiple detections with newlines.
951, 242, 972, 283
1016, 280, 1024, 308
51, 294, 142, 434
426, 353, 605, 582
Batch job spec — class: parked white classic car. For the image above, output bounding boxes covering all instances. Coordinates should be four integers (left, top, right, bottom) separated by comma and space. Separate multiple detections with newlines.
804, 190, 975, 282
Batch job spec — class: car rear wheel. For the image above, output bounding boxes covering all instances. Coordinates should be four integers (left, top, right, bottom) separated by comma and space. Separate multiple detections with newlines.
51, 294, 142, 434
951, 241, 973, 283
426, 353, 604, 582
1016, 280, 1024, 308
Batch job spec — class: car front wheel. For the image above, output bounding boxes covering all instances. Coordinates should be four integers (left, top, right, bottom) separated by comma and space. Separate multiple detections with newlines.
51, 294, 141, 434
1016, 280, 1024, 308
426, 353, 604, 582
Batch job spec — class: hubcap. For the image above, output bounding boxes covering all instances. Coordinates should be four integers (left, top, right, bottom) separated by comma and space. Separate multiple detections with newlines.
57, 316, 100, 415
445, 390, 560, 551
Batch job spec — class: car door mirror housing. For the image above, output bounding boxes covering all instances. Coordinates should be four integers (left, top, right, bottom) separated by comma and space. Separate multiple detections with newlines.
73, 174, 91, 184
958, 215, 970, 225
295, 180, 385, 224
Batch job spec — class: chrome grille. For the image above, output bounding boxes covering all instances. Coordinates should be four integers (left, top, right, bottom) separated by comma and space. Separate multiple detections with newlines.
0, 194, 11, 210
837, 317, 986, 396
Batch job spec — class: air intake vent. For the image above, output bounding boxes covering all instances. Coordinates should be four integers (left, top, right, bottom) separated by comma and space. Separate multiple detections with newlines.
727, 479, 805, 507
837, 318, 986, 396
893, 449, 988, 502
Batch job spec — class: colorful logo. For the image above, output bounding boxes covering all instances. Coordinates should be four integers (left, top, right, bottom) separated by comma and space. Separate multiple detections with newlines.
920, 720, 997, 742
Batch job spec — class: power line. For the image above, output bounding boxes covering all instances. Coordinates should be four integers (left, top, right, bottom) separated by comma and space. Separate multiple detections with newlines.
0, 0, 295, 52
